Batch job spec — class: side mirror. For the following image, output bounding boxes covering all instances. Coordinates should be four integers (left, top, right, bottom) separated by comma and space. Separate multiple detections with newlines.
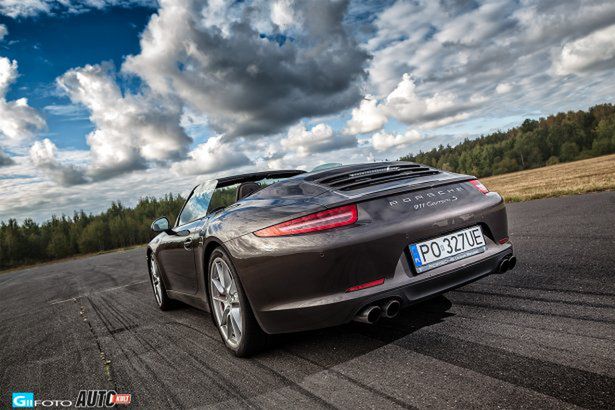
151, 217, 170, 233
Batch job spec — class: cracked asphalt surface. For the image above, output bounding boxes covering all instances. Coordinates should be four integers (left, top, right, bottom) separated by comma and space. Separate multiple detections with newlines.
1, 191, 614, 409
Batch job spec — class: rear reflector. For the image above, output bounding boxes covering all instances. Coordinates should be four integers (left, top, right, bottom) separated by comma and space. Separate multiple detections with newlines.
469, 179, 489, 194
498, 237, 509, 244
254, 204, 358, 237
346, 278, 385, 292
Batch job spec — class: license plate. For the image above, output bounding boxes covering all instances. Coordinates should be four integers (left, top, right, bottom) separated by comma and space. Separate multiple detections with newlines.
409, 226, 486, 273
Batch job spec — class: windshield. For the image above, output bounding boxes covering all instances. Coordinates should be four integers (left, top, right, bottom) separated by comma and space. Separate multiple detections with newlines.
177, 174, 298, 226
177, 179, 217, 226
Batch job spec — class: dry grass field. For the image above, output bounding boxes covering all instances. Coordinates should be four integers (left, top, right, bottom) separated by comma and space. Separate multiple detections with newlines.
482, 153, 615, 202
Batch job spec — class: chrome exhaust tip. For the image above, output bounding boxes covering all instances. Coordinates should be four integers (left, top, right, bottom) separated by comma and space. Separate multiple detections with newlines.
354, 305, 382, 324
508, 255, 517, 270
498, 258, 509, 274
381, 299, 401, 319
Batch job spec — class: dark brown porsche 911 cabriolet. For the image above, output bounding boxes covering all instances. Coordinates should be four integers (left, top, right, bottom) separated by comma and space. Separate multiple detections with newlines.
147, 162, 515, 356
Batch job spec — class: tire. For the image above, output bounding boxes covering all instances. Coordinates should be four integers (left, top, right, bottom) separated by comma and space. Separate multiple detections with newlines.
149, 255, 173, 311
207, 248, 267, 357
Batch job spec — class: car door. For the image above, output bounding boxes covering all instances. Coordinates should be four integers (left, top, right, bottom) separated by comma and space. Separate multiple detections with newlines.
157, 180, 216, 294
157, 220, 200, 294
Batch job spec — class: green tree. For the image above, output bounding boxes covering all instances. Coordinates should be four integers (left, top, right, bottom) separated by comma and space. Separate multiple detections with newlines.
546, 156, 560, 166
0, 193, 185, 270
401, 103, 615, 177
559, 142, 580, 162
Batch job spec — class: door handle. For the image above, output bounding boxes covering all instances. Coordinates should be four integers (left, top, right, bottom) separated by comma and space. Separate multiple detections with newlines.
183, 237, 193, 250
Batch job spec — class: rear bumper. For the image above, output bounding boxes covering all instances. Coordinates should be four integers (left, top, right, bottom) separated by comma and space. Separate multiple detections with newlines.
257, 244, 512, 334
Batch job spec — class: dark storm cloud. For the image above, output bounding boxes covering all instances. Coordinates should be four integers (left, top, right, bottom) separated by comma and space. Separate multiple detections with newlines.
123, 0, 370, 138
0, 150, 14, 166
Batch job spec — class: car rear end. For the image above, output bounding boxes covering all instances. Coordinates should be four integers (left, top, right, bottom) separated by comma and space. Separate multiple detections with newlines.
225, 162, 514, 334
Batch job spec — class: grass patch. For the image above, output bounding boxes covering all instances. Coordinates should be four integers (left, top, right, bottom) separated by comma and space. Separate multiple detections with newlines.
482, 153, 615, 202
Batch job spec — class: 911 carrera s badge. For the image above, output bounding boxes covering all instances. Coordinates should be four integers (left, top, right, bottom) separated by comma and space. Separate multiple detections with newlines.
389, 186, 465, 208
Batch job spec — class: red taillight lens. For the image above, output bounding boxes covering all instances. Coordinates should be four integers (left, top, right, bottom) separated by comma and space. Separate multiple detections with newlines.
469, 179, 489, 194
254, 204, 358, 237
346, 278, 384, 292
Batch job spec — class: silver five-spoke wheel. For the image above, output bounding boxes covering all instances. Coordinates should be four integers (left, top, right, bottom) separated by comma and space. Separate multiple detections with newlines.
150, 258, 163, 306
210, 257, 242, 348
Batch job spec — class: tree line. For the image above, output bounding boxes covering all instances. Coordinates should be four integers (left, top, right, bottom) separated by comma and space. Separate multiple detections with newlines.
0, 194, 184, 270
401, 103, 615, 177
2, 104, 615, 270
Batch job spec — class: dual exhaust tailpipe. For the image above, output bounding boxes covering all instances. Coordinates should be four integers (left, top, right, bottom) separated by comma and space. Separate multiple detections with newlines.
497, 255, 517, 274
354, 254, 517, 324
354, 299, 401, 324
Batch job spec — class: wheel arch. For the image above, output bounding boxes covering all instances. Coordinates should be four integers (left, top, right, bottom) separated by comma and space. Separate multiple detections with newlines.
202, 239, 225, 308
202, 237, 269, 335
203, 239, 225, 273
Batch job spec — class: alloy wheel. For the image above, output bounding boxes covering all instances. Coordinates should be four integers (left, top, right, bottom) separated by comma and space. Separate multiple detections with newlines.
210, 257, 242, 348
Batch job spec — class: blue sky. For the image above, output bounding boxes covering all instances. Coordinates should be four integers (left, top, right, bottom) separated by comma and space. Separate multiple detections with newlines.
0, 0, 614, 222
0, 6, 153, 150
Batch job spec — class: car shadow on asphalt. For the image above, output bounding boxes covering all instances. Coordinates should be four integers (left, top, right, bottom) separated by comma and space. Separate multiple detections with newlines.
264, 295, 454, 367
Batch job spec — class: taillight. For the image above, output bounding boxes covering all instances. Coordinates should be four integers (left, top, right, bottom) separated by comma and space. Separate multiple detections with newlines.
254, 204, 358, 237
469, 179, 489, 194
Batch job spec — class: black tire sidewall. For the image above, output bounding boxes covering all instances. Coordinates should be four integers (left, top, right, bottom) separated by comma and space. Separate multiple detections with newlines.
149, 255, 172, 311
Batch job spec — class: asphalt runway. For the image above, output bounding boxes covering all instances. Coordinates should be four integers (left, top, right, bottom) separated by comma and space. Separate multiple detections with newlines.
1, 191, 614, 409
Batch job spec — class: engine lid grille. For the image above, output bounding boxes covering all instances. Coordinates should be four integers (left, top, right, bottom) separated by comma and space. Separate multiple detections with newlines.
310, 163, 440, 191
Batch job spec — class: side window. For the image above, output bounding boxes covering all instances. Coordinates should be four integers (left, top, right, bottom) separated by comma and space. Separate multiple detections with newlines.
207, 184, 240, 214
178, 180, 216, 226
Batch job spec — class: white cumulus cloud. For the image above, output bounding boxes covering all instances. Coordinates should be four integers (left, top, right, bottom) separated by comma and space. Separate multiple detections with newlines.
271, 0, 296, 30
383, 73, 473, 126
0, 0, 155, 18
344, 98, 388, 135
496, 82, 513, 94
55, 62, 191, 182
29, 138, 86, 186
281, 122, 356, 156
371, 129, 421, 152
0, 57, 46, 147
345, 73, 479, 133
553, 24, 615, 76
0, 0, 50, 18
170, 136, 252, 176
